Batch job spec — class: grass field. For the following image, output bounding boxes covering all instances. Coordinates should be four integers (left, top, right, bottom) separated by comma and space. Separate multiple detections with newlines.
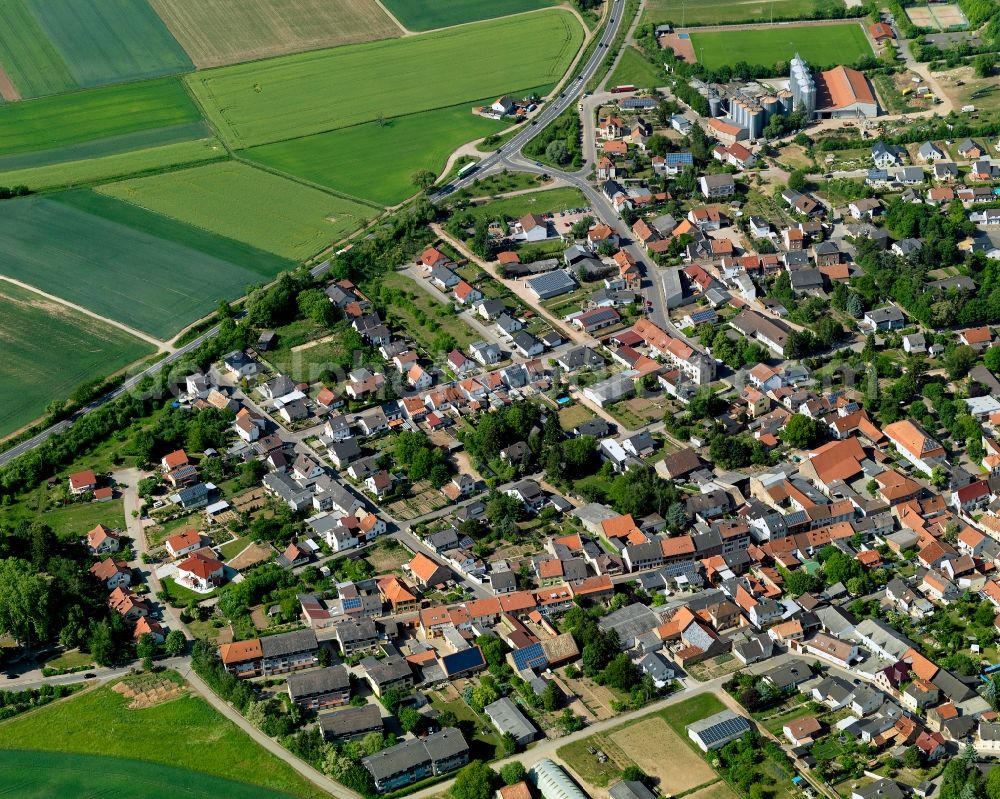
4, 498, 127, 542
187, 10, 584, 149
0, 750, 305, 799
149, 0, 401, 68
0, 282, 154, 437
608, 46, 663, 89
99, 161, 376, 259
690, 22, 872, 70
642, 0, 846, 26
0, 676, 325, 798
0, 137, 225, 191
0, 191, 292, 339
379, 0, 555, 31
465, 186, 588, 223
0, 77, 203, 162
0, 0, 76, 98
246, 101, 509, 206
377, 271, 480, 352
20, 0, 192, 90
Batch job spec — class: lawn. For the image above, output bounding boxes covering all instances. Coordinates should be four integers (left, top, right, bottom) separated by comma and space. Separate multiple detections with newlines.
266, 331, 360, 384
559, 403, 597, 430
0, 676, 326, 798
662, 693, 727, 739
0, 190, 292, 340
642, 0, 847, 26
187, 10, 584, 148
161, 577, 217, 605
15, 0, 192, 90
99, 161, 376, 259
149, 0, 401, 68
0, 137, 226, 192
218, 536, 252, 561
608, 46, 663, 90
0, 750, 305, 799
9, 499, 128, 542
245, 101, 509, 206
0, 77, 205, 165
379, 0, 555, 31
690, 23, 872, 70
0, 282, 154, 438
464, 186, 588, 223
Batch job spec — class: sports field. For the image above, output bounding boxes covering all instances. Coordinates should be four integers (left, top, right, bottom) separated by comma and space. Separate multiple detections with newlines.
246, 101, 508, 206
0, 191, 291, 339
0, 77, 204, 165
0, 282, 154, 437
642, 0, 846, 27
187, 10, 584, 148
149, 0, 402, 68
380, 0, 555, 31
0, 137, 225, 191
0, 750, 303, 799
99, 161, 376, 259
689, 22, 872, 70
0, 674, 325, 798
0, 0, 191, 98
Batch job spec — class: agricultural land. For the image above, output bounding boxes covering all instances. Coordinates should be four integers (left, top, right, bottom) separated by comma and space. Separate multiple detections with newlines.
186, 10, 585, 148
689, 22, 873, 70
379, 0, 556, 32
0, 190, 291, 339
0, 0, 192, 99
0, 281, 154, 437
148, 0, 402, 68
98, 161, 376, 260
0, 674, 326, 799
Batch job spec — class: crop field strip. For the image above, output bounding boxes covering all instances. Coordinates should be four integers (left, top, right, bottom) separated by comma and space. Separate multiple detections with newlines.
0, 281, 154, 438
689, 22, 873, 70
0, 77, 203, 160
98, 161, 379, 260
148, 0, 403, 69
379, 0, 556, 31
186, 9, 585, 149
0, 0, 191, 99
245, 98, 513, 206
0, 190, 292, 340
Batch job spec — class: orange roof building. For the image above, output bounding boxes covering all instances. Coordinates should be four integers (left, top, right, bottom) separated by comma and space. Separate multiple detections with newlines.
816, 65, 879, 116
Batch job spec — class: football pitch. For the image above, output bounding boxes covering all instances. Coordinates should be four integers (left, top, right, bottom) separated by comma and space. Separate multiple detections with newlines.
689, 22, 872, 70
380, 0, 555, 31
642, 0, 847, 27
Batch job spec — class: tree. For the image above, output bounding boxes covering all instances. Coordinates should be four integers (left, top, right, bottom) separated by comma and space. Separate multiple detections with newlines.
787, 169, 808, 192
985, 346, 1000, 374
974, 53, 996, 78
545, 140, 570, 165
136, 633, 156, 661
86, 620, 117, 667
781, 414, 822, 449
902, 745, 922, 769
560, 708, 584, 733
412, 170, 437, 190
501, 762, 527, 786
846, 294, 864, 318
542, 679, 560, 711
0, 557, 51, 647
298, 288, 335, 326
164, 629, 186, 657
946, 345, 977, 380
398, 705, 423, 733
861, 333, 876, 362
602, 652, 639, 692
500, 732, 517, 756
452, 761, 497, 799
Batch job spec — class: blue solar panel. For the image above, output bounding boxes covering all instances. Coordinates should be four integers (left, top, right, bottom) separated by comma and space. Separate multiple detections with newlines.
511, 643, 548, 671
343, 597, 362, 609
665, 153, 693, 166
442, 647, 486, 676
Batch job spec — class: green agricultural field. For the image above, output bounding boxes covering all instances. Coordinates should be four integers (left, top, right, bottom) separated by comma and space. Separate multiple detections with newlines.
0, 282, 153, 438
0, 138, 226, 191
187, 10, 584, 148
246, 101, 508, 206
19, 0, 192, 89
689, 22, 872, 70
99, 161, 376, 259
0, 1, 76, 98
0, 676, 326, 798
0, 77, 204, 164
149, 0, 402, 68
0, 191, 292, 340
608, 46, 663, 89
380, 0, 555, 31
642, 0, 846, 27
0, 749, 308, 799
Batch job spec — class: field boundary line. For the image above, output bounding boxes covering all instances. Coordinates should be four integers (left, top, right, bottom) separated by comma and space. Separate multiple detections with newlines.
231, 153, 384, 210
0, 276, 167, 349
371, 0, 414, 35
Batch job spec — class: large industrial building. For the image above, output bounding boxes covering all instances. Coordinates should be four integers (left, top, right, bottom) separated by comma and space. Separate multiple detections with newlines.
790, 52, 878, 119
789, 53, 817, 116
529, 759, 590, 799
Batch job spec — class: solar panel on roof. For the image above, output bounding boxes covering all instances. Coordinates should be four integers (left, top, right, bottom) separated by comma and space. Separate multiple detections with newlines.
441, 647, 485, 676
511, 643, 547, 671
697, 715, 751, 746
